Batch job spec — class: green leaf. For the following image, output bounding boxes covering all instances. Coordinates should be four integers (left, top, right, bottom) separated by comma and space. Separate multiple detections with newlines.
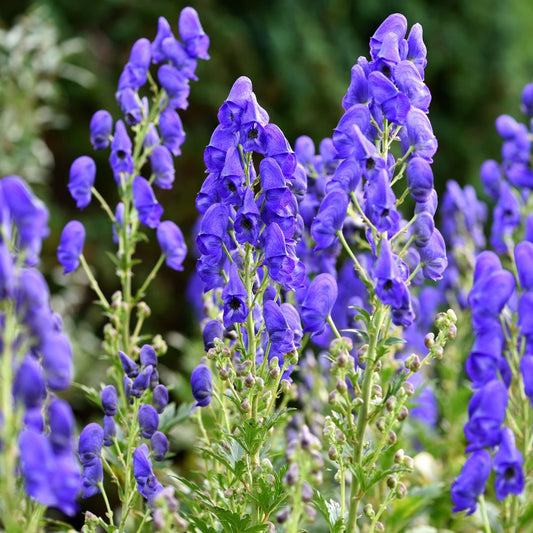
384, 336, 406, 347
312, 491, 345, 533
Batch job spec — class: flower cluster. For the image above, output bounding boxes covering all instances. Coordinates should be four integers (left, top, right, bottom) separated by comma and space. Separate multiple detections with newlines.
59, 7, 209, 275
0, 176, 79, 520
451, 83, 533, 519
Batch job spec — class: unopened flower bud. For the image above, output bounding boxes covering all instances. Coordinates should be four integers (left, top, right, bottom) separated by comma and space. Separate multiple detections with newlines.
404, 455, 415, 470
152, 334, 167, 355
373, 384, 383, 398
254, 377, 265, 391
363, 504, 375, 518
358, 344, 369, 359
405, 354, 421, 372
397, 406, 409, 421
432, 345, 444, 360
269, 365, 281, 380
375, 521, 385, 532
386, 396, 396, 412
336, 378, 348, 394
387, 430, 397, 445
276, 507, 290, 524
219, 367, 229, 380
240, 399, 251, 413
387, 476, 397, 489
329, 390, 338, 404
447, 308, 457, 323
447, 323, 457, 340
396, 482, 407, 499
280, 379, 291, 394
336, 352, 349, 368
302, 481, 313, 502
375, 360, 382, 371
376, 417, 385, 432
244, 372, 255, 388
394, 449, 405, 464
424, 332, 435, 348
328, 445, 338, 461
403, 382, 415, 396
305, 504, 317, 522
284, 463, 299, 486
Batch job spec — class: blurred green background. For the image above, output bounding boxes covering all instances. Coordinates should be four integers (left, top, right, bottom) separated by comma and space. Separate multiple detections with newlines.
1, 0, 533, 377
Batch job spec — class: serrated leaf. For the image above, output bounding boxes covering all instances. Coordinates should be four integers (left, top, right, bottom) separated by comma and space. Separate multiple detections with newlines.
312, 491, 345, 533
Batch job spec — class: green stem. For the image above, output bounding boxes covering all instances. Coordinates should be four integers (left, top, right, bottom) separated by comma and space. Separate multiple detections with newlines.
80, 254, 110, 309
98, 481, 115, 526
479, 494, 492, 533
346, 306, 385, 532
134, 254, 165, 302
91, 186, 116, 223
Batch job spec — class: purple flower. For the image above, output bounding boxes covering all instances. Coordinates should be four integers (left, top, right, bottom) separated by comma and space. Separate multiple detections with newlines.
464, 380, 508, 452
191, 363, 212, 407
401, 108, 438, 162
103, 415, 116, 447
521, 82, 533, 115
364, 168, 400, 234
514, 241, 533, 291
150, 145, 175, 189
221, 264, 249, 328
157, 220, 187, 271
2, 176, 49, 265
132, 176, 163, 228
78, 422, 104, 464
81, 458, 103, 498
13, 355, 46, 408
57, 220, 85, 274
133, 444, 164, 505
179, 7, 210, 60
151, 17, 174, 64
117, 88, 143, 125
406, 157, 433, 202
89, 110, 112, 150
300, 273, 337, 335
40, 332, 73, 390
234, 187, 261, 245
151, 431, 169, 461
19, 429, 80, 515
451, 450, 491, 515
158, 64, 190, 110
311, 190, 349, 251
101, 385, 118, 416
480, 159, 501, 200
109, 120, 134, 181
159, 107, 186, 155
493, 427, 524, 500
418, 228, 447, 281
68, 156, 96, 209
202, 319, 224, 351
152, 384, 169, 414
130, 365, 154, 398
140, 344, 157, 367
48, 399, 76, 454
374, 238, 410, 309
119, 350, 139, 377
342, 64, 369, 109
138, 404, 159, 438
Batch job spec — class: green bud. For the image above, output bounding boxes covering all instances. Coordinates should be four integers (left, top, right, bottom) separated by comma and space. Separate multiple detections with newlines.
363, 504, 375, 519
424, 332, 435, 348
240, 398, 251, 413
394, 449, 405, 464
397, 406, 409, 421
387, 476, 397, 489
396, 482, 407, 499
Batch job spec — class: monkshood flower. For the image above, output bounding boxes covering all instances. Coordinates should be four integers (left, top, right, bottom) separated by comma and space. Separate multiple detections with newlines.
68, 155, 96, 209
57, 220, 85, 274
2, 176, 49, 266
109, 119, 134, 182
157, 220, 187, 271
132, 176, 163, 228
300, 273, 337, 336
151, 431, 169, 461
133, 444, 164, 506
493, 427, 524, 501
464, 379, 508, 451
78, 422, 104, 498
191, 363, 212, 407
311, 189, 348, 251
90, 110, 113, 150
101, 385, 118, 416
221, 264, 249, 328
138, 404, 160, 438
451, 449, 492, 515
19, 428, 80, 516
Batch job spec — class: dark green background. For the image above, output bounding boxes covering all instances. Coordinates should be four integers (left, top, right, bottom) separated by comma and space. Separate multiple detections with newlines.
2, 0, 533, 332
